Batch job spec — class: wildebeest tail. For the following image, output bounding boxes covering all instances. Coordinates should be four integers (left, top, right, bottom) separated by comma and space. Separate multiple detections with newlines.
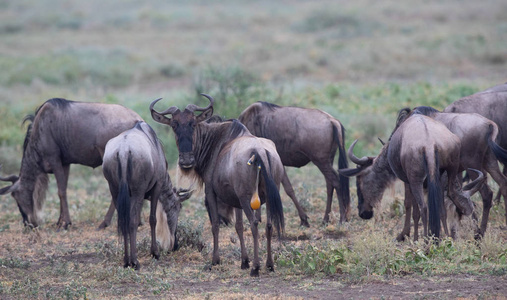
423, 147, 441, 240
116, 153, 132, 239
334, 123, 350, 213
255, 150, 285, 237
487, 124, 507, 165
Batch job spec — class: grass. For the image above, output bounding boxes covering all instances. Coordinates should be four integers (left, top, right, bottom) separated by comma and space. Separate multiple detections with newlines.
0, 0, 506, 298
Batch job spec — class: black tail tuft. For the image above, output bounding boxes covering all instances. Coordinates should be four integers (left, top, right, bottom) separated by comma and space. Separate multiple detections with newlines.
423, 148, 441, 240
117, 153, 132, 240
487, 124, 507, 165
256, 150, 285, 237
335, 124, 350, 214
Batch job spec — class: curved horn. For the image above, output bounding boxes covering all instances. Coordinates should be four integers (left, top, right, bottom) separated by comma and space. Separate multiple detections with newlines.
149, 98, 179, 116
0, 174, 19, 183
463, 168, 485, 196
378, 137, 385, 146
185, 94, 215, 112
348, 140, 371, 166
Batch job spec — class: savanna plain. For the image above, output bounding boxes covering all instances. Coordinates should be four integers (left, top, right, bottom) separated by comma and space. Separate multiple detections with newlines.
0, 0, 506, 299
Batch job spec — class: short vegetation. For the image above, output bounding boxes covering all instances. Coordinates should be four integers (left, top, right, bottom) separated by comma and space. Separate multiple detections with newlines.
0, 0, 506, 298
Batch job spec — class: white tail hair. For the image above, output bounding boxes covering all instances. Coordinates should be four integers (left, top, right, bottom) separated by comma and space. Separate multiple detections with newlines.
155, 200, 174, 251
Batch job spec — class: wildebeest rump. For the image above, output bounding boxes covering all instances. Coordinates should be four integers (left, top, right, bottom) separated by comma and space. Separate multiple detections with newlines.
340, 114, 484, 240
150, 94, 285, 277
102, 121, 190, 270
396, 106, 507, 238
0, 98, 143, 229
443, 82, 507, 225
238, 102, 350, 225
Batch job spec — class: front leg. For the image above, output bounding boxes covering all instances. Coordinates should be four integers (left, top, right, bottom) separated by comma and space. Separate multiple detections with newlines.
205, 190, 221, 266
54, 164, 72, 229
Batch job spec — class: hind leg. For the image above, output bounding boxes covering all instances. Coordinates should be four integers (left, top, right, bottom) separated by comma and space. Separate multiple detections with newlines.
315, 163, 344, 224
484, 154, 507, 231
149, 186, 161, 260
243, 207, 260, 277
397, 183, 413, 241
234, 208, 249, 269
98, 201, 116, 230
265, 214, 274, 272
281, 169, 309, 227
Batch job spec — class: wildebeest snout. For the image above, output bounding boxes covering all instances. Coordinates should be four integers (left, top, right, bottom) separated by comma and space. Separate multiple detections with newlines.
178, 152, 195, 169
359, 210, 374, 219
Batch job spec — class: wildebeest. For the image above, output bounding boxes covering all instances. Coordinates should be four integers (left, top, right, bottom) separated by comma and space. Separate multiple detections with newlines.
443, 82, 507, 225
238, 102, 350, 226
340, 113, 484, 240
395, 106, 507, 238
0, 98, 143, 229
102, 121, 190, 269
150, 94, 285, 277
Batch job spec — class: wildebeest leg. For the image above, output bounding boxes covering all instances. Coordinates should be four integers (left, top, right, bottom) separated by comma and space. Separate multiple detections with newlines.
314, 162, 338, 224
439, 175, 449, 238
265, 212, 274, 272
123, 232, 130, 268
53, 163, 72, 229
206, 191, 221, 266
149, 187, 161, 260
315, 163, 342, 224
98, 201, 116, 230
396, 183, 413, 241
409, 183, 427, 238
280, 169, 309, 227
485, 154, 507, 228
130, 199, 143, 270
235, 208, 249, 269
412, 200, 421, 242
243, 207, 260, 277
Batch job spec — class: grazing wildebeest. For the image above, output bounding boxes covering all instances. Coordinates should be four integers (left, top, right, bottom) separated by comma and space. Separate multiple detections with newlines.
0, 98, 143, 229
238, 102, 350, 226
102, 121, 191, 269
150, 94, 285, 277
443, 82, 507, 225
395, 106, 507, 238
340, 113, 484, 240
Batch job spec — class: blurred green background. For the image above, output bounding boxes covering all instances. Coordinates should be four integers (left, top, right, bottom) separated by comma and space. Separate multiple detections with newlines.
1, 0, 506, 170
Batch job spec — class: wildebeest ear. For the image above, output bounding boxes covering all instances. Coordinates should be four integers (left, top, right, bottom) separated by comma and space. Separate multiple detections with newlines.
195, 107, 214, 123
338, 167, 367, 177
151, 110, 172, 125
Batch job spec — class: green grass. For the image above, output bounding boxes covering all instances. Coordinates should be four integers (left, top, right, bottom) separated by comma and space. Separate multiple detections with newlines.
0, 0, 506, 298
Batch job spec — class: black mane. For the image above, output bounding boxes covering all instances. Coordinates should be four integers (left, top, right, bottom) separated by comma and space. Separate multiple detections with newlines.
412, 106, 440, 116
259, 101, 280, 111
229, 119, 249, 140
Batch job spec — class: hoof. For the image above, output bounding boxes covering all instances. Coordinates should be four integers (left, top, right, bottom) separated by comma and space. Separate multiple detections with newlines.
241, 259, 250, 270
152, 252, 160, 260
212, 258, 221, 266
267, 265, 274, 272
300, 217, 310, 228
396, 234, 407, 242
97, 221, 109, 230
250, 267, 260, 277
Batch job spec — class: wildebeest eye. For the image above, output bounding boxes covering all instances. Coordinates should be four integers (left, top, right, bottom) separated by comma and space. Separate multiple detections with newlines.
171, 121, 179, 129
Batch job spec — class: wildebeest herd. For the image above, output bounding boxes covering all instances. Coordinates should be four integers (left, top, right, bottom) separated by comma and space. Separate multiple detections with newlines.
1, 83, 507, 275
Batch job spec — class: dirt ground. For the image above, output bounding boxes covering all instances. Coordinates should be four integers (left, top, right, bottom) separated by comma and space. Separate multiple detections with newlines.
0, 216, 505, 300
